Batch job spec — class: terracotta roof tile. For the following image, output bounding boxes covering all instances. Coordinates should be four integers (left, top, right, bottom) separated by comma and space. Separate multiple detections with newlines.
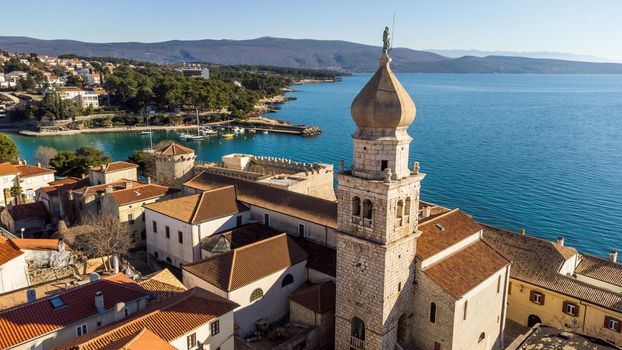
154, 143, 194, 156
118, 328, 176, 350
48, 177, 81, 186
292, 237, 336, 277
15, 164, 55, 178
423, 240, 509, 299
0, 236, 23, 266
9, 238, 70, 251
184, 171, 338, 228
139, 269, 187, 305
7, 201, 48, 220
483, 226, 622, 313
417, 209, 483, 259
200, 224, 282, 254
76, 179, 142, 197
0, 162, 18, 176
56, 288, 238, 350
575, 254, 622, 288
109, 184, 179, 206
289, 281, 336, 314
183, 233, 308, 291
0, 274, 148, 349
90, 162, 138, 174
145, 186, 247, 224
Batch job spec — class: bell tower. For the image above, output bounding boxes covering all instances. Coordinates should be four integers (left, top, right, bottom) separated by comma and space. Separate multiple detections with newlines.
334, 28, 425, 349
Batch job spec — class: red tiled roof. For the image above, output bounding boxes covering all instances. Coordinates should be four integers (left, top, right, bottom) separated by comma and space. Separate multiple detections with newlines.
292, 237, 336, 277
0, 274, 148, 349
145, 186, 247, 224
0, 162, 18, 176
289, 281, 336, 314
56, 288, 238, 350
76, 179, 142, 197
9, 238, 70, 251
417, 209, 483, 259
184, 172, 338, 228
183, 233, 308, 291
109, 184, 179, 206
15, 164, 55, 178
423, 240, 510, 299
154, 143, 194, 156
575, 254, 622, 288
48, 177, 81, 186
90, 162, 138, 174
0, 236, 23, 266
7, 201, 48, 220
118, 328, 176, 350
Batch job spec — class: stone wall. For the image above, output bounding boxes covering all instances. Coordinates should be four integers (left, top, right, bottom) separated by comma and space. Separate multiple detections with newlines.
290, 300, 335, 349
155, 153, 196, 187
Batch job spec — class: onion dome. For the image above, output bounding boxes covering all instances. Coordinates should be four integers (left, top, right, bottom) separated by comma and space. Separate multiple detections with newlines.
351, 56, 416, 129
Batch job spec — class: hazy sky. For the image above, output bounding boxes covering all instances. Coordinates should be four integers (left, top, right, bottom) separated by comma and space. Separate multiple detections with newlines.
2, 0, 621, 60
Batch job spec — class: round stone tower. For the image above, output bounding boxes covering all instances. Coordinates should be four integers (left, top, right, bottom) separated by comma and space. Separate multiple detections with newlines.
153, 143, 196, 187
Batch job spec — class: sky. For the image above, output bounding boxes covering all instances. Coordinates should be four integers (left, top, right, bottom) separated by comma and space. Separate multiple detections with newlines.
2, 0, 622, 60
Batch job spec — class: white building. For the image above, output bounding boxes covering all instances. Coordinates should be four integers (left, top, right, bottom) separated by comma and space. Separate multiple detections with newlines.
183, 233, 308, 336
145, 185, 251, 266
88, 161, 138, 185
4, 71, 28, 87
0, 162, 55, 205
0, 162, 18, 206
45, 86, 99, 108
0, 236, 30, 294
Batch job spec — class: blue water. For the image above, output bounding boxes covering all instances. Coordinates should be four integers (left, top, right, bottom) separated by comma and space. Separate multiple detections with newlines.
6, 73, 622, 257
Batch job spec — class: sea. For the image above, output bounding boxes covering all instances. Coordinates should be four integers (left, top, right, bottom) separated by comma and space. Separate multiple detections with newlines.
6, 73, 622, 258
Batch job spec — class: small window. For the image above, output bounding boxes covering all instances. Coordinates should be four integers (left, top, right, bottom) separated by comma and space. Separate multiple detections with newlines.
250, 288, 264, 302
381, 160, 388, 171
530, 291, 544, 305
434, 342, 441, 350
236, 215, 242, 227
211, 319, 220, 336
128, 213, 134, 224
478, 332, 486, 343
605, 316, 621, 332
76, 324, 87, 337
264, 213, 270, 225
178, 231, 183, 244
50, 296, 65, 309
165, 226, 170, 239
298, 223, 305, 236
152, 220, 157, 233
563, 301, 579, 317
186, 332, 196, 349
282, 274, 294, 287
124, 307, 129, 317
429, 302, 437, 323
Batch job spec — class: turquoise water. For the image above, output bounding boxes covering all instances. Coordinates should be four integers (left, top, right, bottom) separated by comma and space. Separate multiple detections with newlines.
6, 73, 622, 257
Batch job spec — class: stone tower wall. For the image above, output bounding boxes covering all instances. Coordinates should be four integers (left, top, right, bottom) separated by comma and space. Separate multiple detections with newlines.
155, 153, 196, 187
352, 127, 412, 180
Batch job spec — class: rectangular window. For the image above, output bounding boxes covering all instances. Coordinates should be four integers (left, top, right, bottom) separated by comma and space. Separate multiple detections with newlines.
381, 160, 388, 171
211, 319, 220, 336
298, 223, 305, 236
530, 291, 544, 305
186, 332, 196, 349
165, 226, 170, 238
264, 213, 270, 225
152, 220, 157, 233
563, 301, 579, 317
236, 215, 242, 227
76, 324, 87, 337
178, 231, 183, 244
434, 342, 441, 350
128, 213, 134, 224
605, 316, 621, 332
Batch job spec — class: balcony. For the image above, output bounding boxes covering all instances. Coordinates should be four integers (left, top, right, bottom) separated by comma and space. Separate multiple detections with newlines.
350, 336, 365, 350
362, 218, 372, 228
351, 215, 361, 224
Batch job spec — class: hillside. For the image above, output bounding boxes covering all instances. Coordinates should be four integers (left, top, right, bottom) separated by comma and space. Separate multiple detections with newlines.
2, 36, 622, 73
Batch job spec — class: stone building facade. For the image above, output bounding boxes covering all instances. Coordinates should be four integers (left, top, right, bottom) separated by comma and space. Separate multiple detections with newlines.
154, 143, 197, 187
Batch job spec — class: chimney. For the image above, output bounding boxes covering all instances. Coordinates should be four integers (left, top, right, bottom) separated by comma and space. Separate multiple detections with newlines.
26, 289, 37, 303
423, 206, 431, 218
610, 250, 618, 263
37, 162, 41, 168
94, 291, 105, 313
125, 180, 132, 189
146, 176, 152, 184
112, 255, 120, 274
105, 185, 114, 194
100, 164, 106, 172
519, 228, 526, 236
556, 236, 565, 246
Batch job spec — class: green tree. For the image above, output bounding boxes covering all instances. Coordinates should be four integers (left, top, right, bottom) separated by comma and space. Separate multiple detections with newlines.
65, 74, 89, 88
50, 146, 111, 177
2, 57, 29, 73
41, 90, 78, 121
0, 134, 19, 163
127, 150, 155, 178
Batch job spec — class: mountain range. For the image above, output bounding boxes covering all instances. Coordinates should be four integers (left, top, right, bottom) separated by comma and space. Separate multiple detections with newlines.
2, 36, 622, 74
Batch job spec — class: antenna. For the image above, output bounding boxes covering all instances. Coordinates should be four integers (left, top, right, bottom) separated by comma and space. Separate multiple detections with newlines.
391, 13, 396, 52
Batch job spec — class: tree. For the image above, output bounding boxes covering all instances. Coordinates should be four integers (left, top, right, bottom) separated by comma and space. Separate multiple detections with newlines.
41, 90, 79, 121
65, 74, 89, 88
127, 150, 155, 178
62, 215, 133, 271
34, 146, 58, 167
0, 134, 19, 163
49, 146, 111, 177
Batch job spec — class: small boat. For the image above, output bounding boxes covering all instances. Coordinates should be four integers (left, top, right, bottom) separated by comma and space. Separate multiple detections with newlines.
182, 134, 206, 141
222, 133, 235, 139
232, 126, 242, 134
263, 130, 269, 134
139, 131, 153, 135
199, 127, 218, 136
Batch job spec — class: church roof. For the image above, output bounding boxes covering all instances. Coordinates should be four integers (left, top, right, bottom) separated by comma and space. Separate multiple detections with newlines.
154, 143, 194, 156
350, 55, 416, 129
417, 209, 484, 259
289, 281, 336, 314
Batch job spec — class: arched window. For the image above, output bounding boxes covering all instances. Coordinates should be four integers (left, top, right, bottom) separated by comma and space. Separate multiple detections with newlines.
351, 317, 365, 340
282, 274, 294, 287
352, 196, 361, 223
362, 199, 373, 227
429, 302, 437, 323
250, 288, 264, 302
478, 332, 486, 343
404, 197, 411, 223
396, 200, 404, 225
